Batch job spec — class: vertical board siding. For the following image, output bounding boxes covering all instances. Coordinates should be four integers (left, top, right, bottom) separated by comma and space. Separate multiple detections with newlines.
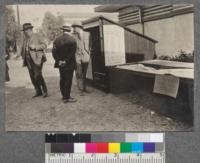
124, 30, 155, 62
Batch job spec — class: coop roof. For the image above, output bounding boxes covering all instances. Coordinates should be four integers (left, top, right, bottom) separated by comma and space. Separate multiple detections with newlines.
82, 15, 158, 43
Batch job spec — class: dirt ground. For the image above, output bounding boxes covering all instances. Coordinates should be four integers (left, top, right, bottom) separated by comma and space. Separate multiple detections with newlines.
5, 54, 192, 131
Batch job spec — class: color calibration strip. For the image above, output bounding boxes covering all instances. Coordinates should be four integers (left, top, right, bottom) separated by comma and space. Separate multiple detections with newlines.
45, 133, 164, 143
46, 142, 163, 153
45, 133, 165, 163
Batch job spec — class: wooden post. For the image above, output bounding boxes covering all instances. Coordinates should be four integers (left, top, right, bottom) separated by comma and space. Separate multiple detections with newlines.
16, 5, 20, 25
138, 6, 144, 35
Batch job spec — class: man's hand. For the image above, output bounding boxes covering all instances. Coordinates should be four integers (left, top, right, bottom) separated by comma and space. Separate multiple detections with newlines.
5, 54, 9, 60
58, 61, 66, 67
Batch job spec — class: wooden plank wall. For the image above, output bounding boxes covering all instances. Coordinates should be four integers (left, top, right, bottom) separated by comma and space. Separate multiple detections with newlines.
124, 30, 155, 62
119, 4, 194, 26
102, 19, 156, 62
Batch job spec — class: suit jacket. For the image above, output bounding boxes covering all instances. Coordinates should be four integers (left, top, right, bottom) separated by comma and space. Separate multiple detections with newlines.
21, 33, 47, 66
73, 31, 90, 64
52, 33, 77, 69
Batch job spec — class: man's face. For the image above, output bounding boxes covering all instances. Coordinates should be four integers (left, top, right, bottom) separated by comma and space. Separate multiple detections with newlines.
73, 26, 81, 33
24, 28, 33, 38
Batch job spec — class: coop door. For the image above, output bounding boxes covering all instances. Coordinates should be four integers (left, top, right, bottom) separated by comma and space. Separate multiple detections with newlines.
103, 24, 126, 66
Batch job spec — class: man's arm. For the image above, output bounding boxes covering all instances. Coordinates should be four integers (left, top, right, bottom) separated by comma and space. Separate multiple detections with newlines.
20, 39, 25, 59
52, 42, 58, 61
72, 41, 77, 57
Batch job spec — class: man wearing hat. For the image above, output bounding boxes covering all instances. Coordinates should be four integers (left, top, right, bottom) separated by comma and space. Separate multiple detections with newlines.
72, 22, 90, 96
21, 23, 48, 98
52, 24, 77, 103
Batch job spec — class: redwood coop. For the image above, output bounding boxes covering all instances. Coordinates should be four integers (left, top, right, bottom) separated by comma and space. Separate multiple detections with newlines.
82, 16, 158, 92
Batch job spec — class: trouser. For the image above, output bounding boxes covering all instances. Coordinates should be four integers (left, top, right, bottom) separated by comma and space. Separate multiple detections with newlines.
5, 62, 10, 82
27, 60, 47, 94
59, 67, 74, 99
76, 62, 88, 91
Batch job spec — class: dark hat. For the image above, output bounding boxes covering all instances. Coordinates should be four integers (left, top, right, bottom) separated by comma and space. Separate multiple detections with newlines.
22, 23, 34, 31
71, 22, 83, 28
60, 25, 71, 32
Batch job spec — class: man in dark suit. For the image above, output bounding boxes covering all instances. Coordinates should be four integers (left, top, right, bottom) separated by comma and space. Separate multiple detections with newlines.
52, 25, 77, 103
21, 23, 48, 98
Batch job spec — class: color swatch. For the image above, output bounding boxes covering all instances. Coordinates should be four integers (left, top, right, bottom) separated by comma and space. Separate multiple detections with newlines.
45, 133, 164, 154
96, 143, 108, 153
109, 143, 120, 153
132, 143, 143, 153
120, 143, 132, 153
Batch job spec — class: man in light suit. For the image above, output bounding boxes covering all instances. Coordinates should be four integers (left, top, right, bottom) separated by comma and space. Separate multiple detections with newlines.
21, 23, 48, 98
72, 22, 90, 96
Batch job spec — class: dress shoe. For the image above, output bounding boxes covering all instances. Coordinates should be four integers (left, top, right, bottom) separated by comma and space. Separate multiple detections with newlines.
63, 99, 68, 103
67, 98, 77, 103
32, 93, 42, 98
79, 92, 85, 96
63, 98, 77, 103
43, 92, 48, 98
83, 90, 90, 94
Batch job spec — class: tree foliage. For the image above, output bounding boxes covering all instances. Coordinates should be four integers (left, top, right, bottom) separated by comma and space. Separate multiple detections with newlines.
5, 6, 21, 43
41, 12, 64, 42
158, 50, 194, 63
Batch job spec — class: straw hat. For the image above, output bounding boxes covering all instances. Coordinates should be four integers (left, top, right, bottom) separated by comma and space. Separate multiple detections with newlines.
71, 21, 83, 28
60, 23, 72, 32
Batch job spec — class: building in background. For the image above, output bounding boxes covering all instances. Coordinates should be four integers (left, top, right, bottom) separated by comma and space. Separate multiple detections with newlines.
60, 12, 118, 25
95, 5, 194, 57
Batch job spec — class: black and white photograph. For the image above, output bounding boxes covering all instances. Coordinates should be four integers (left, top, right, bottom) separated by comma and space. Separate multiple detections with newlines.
5, 4, 194, 131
